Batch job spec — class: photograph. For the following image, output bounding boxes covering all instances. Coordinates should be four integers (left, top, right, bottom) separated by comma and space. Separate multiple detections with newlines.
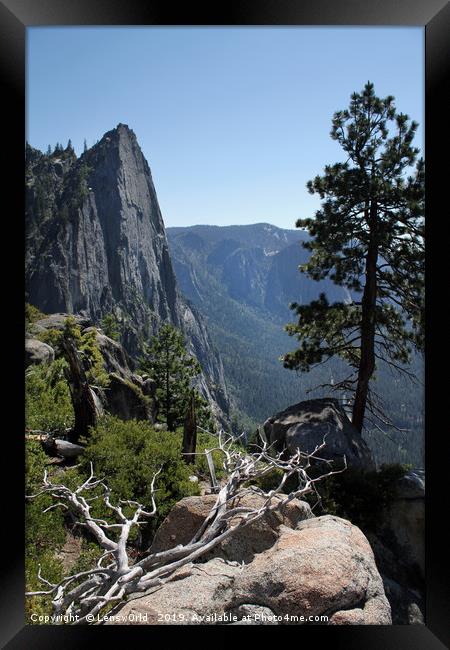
22, 24, 429, 629
0, 0, 447, 642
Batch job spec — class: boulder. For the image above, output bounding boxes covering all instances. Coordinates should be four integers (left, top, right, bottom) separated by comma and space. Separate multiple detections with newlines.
106, 559, 242, 625
141, 377, 157, 398
227, 604, 279, 625
150, 491, 313, 564
110, 514, 390, 625
103, 373, 153, 422
233, 516, 391, 625
41, 437, 84, 458
89, 329, 135, 377
25, 338, 55, 367
349, 469, 425, 626
263, 398, 374, 471
32, 312, 91, 333
150, 494, 218, 554
396, 468, 425, 500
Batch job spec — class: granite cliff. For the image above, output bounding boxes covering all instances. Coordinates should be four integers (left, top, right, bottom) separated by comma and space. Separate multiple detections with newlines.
25, 125, 229, 420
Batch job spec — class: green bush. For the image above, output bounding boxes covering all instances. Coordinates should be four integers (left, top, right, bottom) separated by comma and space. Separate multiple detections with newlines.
25, 440, 67, 623
101, 313, 121, 341
191, 429, 226, 480
62, 317, 109, 388
36, 327, 62, 350
248, 466, 299, 495
25, 303, 46, 328
25, 359, 74, 433
25, 441, 68, 552
80, 416, 200, 533
25, 551, 65, 623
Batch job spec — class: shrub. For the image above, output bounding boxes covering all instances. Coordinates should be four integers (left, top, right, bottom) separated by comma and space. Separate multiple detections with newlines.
36, 327, 62, 350
25, 440, 66, 623
25, 303, 46, 327
62, 317, 109, 388
101, 313, 120, 341
248, 466, 300, 495
191, 430, 226, 480
25, 440, 69, 552
25, 359, 74, 434
78, 326, 109, 388
80, 416, 200, 534
25, 551, 65, 623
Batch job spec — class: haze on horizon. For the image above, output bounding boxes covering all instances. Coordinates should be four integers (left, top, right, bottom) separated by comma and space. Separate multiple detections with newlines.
27, 27, 423, 230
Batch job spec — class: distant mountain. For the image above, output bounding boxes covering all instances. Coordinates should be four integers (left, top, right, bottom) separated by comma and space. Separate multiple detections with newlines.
167, 223, 355, 424
167, 223, 424, 466
25, 125, 230, 421
168, 223, 353, 322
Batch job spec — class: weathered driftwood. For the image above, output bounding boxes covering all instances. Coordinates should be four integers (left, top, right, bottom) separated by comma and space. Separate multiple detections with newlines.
181, 391, 197, 465
26, 432, 345, 624
205, 448, 219, 493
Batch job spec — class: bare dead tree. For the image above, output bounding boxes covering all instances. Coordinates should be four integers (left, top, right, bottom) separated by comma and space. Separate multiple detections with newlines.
61, 334, 99, 444
26, 431, 344, 624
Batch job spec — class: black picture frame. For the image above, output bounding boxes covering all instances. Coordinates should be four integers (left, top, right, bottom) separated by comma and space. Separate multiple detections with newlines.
1, 1, 449, 647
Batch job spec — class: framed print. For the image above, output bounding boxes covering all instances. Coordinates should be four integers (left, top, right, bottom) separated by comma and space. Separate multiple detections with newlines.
1, 0, 448, 647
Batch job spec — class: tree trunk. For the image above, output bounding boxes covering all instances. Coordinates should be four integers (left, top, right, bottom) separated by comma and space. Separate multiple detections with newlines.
182, 392, 197, 464
352, 201, 378, 433
62, 336, 98, 444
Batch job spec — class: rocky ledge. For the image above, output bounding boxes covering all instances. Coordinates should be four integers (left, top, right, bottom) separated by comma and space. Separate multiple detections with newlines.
106, 492, 391, 626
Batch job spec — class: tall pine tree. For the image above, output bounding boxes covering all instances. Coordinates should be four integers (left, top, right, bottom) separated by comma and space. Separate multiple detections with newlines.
283, 82, 424, 433
140, 324, 202, 431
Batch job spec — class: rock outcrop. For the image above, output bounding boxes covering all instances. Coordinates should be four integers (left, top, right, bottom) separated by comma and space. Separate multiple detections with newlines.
30, 313, 92, 333
41, 437, 85, 459
233, 516, 391, 625
25, 338, 55, 367
25, 126, 229, 423
263, 398, 375, 471
103, 373, 153, 422
27, 314, 154, 423
150, 492, 313, 564
84, 328, 134, 377
367, 468, 425, 624
108, 495, 390, 626
381, 468, 425, 579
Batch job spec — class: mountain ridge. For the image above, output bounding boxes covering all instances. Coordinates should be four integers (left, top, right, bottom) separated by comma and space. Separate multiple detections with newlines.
167, 222, 352, 321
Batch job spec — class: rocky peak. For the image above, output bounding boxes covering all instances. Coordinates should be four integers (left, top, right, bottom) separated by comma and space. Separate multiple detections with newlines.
25, 126, 230, 423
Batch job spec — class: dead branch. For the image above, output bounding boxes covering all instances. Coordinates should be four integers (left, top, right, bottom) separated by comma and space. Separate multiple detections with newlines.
26, 431, 344, 624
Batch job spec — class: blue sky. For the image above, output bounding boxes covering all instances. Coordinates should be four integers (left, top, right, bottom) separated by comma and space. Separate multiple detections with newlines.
27, 27, 424, 230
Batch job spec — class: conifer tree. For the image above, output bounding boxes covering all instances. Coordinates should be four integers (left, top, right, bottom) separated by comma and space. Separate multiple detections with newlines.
283, 82, 424, 433
101, 312, 120, 341
140, 324, 202, 431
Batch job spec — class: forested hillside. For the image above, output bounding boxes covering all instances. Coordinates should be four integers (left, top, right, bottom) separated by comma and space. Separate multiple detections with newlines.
168, 224, 424, 466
